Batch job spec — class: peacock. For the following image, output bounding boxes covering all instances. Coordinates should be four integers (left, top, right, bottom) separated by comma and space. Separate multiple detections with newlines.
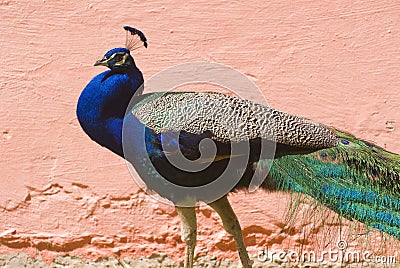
76, 26, 400, 268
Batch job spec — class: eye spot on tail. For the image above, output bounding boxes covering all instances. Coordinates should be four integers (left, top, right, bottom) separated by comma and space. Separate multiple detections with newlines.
317, 151, 343, 164
319, 151, 328, 159
341, 139, 350, 145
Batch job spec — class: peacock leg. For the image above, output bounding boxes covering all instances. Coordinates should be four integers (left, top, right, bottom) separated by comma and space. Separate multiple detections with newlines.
209, 196, 253, 268
176, 206, 197, 268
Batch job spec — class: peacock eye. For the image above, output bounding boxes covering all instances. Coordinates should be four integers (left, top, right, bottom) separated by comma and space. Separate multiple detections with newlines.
114, 54, 123, 62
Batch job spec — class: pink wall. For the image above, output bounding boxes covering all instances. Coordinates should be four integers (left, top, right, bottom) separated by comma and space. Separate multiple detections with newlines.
1, 0, 399, 263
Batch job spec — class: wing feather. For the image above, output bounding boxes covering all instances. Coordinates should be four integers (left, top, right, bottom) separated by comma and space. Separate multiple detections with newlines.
131, 92, 339, 150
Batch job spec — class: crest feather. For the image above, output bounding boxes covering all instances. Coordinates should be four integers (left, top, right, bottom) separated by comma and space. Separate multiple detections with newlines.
124, 26, 148, 51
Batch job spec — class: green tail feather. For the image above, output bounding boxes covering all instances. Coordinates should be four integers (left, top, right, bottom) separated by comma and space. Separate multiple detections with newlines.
269, 130, 400, 239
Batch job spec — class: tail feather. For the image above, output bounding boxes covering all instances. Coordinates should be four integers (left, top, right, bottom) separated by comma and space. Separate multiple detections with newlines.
269, 129, 400, 239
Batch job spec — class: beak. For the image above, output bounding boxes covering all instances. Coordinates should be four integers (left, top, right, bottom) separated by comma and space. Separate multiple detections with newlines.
94, 57, 108, 67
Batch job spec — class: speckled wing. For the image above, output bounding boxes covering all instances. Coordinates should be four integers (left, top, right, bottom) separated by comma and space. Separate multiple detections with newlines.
130, 92, 339, 149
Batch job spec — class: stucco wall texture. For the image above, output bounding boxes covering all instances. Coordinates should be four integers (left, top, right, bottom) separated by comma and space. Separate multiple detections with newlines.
1, 0, 399, 264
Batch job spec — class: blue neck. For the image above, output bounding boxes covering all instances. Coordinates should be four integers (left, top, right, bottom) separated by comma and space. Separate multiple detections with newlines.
77, 64, 144, 157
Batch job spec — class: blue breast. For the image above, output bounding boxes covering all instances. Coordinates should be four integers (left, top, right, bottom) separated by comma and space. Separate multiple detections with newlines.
77, 67, 143, 157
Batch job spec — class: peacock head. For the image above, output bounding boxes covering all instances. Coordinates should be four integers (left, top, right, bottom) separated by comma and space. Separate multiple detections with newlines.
94, 47, 135, 71
94, 26, 147, 72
